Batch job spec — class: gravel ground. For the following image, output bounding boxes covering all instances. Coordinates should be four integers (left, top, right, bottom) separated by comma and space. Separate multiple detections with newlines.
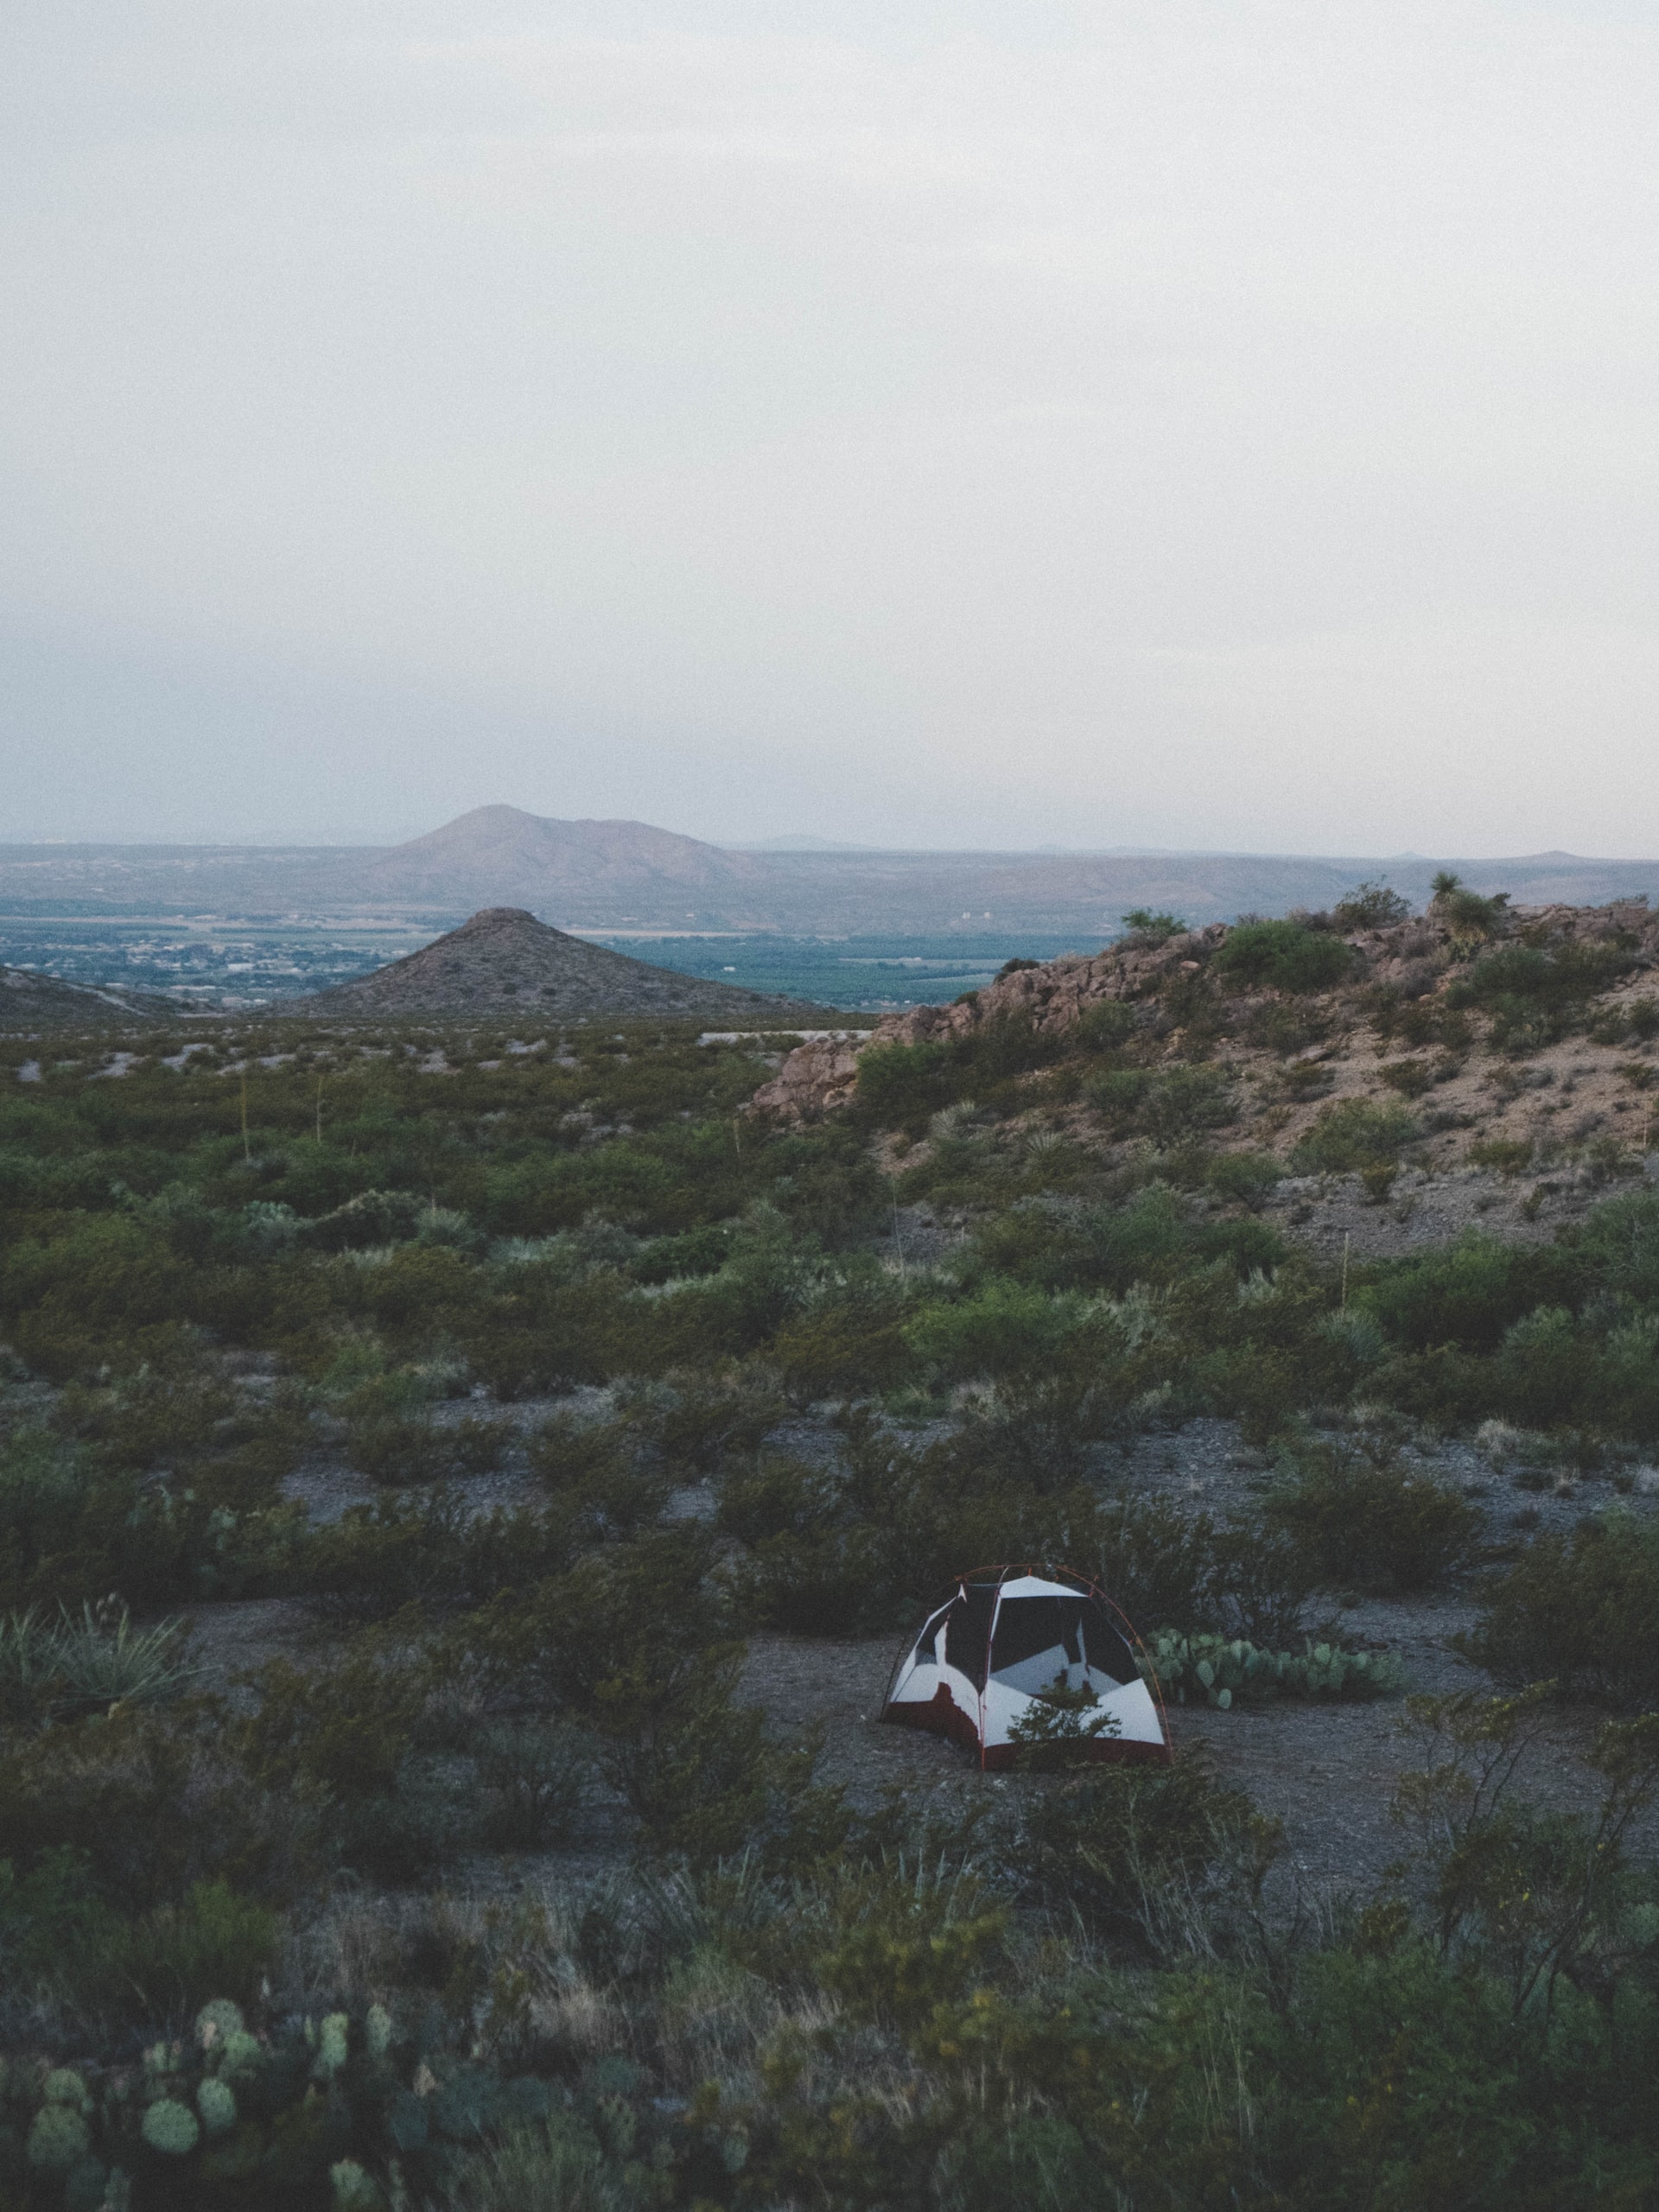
1262, 1156, 1659, 1264
189, 1398, 1657, 1906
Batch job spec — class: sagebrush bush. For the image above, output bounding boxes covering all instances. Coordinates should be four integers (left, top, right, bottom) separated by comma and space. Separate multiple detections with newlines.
1291, 1098, 1420, 1173
1265, 1437, 1480, 1592
1461, 1511, 1659, 1707
1332, 881, 1412, 931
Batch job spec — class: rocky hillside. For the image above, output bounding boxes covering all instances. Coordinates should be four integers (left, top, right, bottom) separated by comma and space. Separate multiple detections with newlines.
0, 965, 164, 1032
752, 887, 1659, 1251
291, 906, 840, 1022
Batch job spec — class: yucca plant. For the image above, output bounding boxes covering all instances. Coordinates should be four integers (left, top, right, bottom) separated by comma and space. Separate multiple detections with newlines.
0, 1598, 199, 1724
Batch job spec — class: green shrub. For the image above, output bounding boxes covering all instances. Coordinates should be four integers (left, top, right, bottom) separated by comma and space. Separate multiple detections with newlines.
1291, 1097, 1419, 1173
810, 1859, 1007, 2029
1141, 1065, 1236, 1145
111, 1878, 281, 2018
1377, 1058, 1433, 1098
1274, 1064, 1336, 1109
1332, 881, 1412, 930
853, 1043, 949, 1131
1362, 1344, 1495, 1428
716, 1455, 906, 1633
1362, 1233, 1576, 1354
298, 1492, 574, 1620
905, 1280, 1094, 1383
1246, 1001, 1330, 1057
1075, 1001, 1137, 1051
474, 1721, 594, 1850
346, 1411, 511, 1484
1015, 1751, 1273, 1952
1369, 991, 1472, 1051
1120, 910, 1186, 940
0, 1699, 301, 1916
655, 1367, 788, 1478
1468, 1137, 1535, 1175
1084, 1065, 1151, 1125
1214, 919, 1353, 995
1084, 1063, 1235, 1144
1461, 1511, 1659, 1707
1205, 1151, 1284, 1208
771, 1294, 911, 1404
1092, 1495, 1316, 1649
633, 1224, 731, 1283
948, 1013, 1065, 1094
1265, 1439, 1480, 1592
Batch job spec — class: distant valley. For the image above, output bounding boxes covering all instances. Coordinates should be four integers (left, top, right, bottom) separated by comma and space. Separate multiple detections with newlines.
3, 803, 1657, 1010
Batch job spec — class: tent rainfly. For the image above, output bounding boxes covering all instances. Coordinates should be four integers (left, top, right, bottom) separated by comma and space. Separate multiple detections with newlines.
881, 1564, 1170, 1770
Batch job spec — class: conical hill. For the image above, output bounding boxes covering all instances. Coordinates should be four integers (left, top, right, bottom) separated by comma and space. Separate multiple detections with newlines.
290, 908, 838, 1023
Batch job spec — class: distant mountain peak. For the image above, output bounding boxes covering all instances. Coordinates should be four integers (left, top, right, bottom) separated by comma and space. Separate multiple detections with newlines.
359, 808, 772, 919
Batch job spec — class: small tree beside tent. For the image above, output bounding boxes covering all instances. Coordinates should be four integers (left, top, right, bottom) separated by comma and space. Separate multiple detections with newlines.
881, 1563, 1170, 1770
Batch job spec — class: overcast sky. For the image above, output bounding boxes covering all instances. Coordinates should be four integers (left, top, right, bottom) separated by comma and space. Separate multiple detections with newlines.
3, 1, 1657, 852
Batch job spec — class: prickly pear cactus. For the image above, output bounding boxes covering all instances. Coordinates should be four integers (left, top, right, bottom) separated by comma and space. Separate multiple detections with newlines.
330, 2157, 387, 2210
195, 1999, 245, 2052
315, 2013, 352, 2082
141, 2097, 201, 2156
196, 2076, 238, 2137
1140, 1629, 1404, 1707
41, 2069, 92, 2113
219, 2028, 266, 2083
25, 2101, 92, 2173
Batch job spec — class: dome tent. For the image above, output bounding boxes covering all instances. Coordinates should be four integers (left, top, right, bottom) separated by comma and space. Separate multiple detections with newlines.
881, 1563, 1170, 1770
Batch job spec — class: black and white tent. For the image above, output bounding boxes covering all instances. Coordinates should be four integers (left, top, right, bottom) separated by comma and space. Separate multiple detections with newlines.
881, 1563, 1170, 1770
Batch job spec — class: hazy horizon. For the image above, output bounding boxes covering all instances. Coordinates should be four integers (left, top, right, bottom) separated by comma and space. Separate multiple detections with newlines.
4, 3, 1658, 853
0, 801, 1653, 866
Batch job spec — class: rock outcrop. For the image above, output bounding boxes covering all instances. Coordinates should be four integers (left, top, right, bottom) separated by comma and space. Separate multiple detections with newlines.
749, 899, 1659, 1120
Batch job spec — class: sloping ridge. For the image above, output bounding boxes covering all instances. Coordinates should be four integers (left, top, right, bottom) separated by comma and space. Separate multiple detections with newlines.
751, 893, 1659, 1122
0, 966, 164, 1032
291, 908, 835, 1022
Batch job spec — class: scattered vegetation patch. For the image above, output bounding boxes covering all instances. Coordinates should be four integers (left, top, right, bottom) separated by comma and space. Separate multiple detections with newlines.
1264, 1436, 1482, 1592
1291, 1097, 1420, 1173
1332, 881, 1413, 931
6, 944, 1659, 2202
1212, 918, 1354, 995
1461, 1510, 1659, 1707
